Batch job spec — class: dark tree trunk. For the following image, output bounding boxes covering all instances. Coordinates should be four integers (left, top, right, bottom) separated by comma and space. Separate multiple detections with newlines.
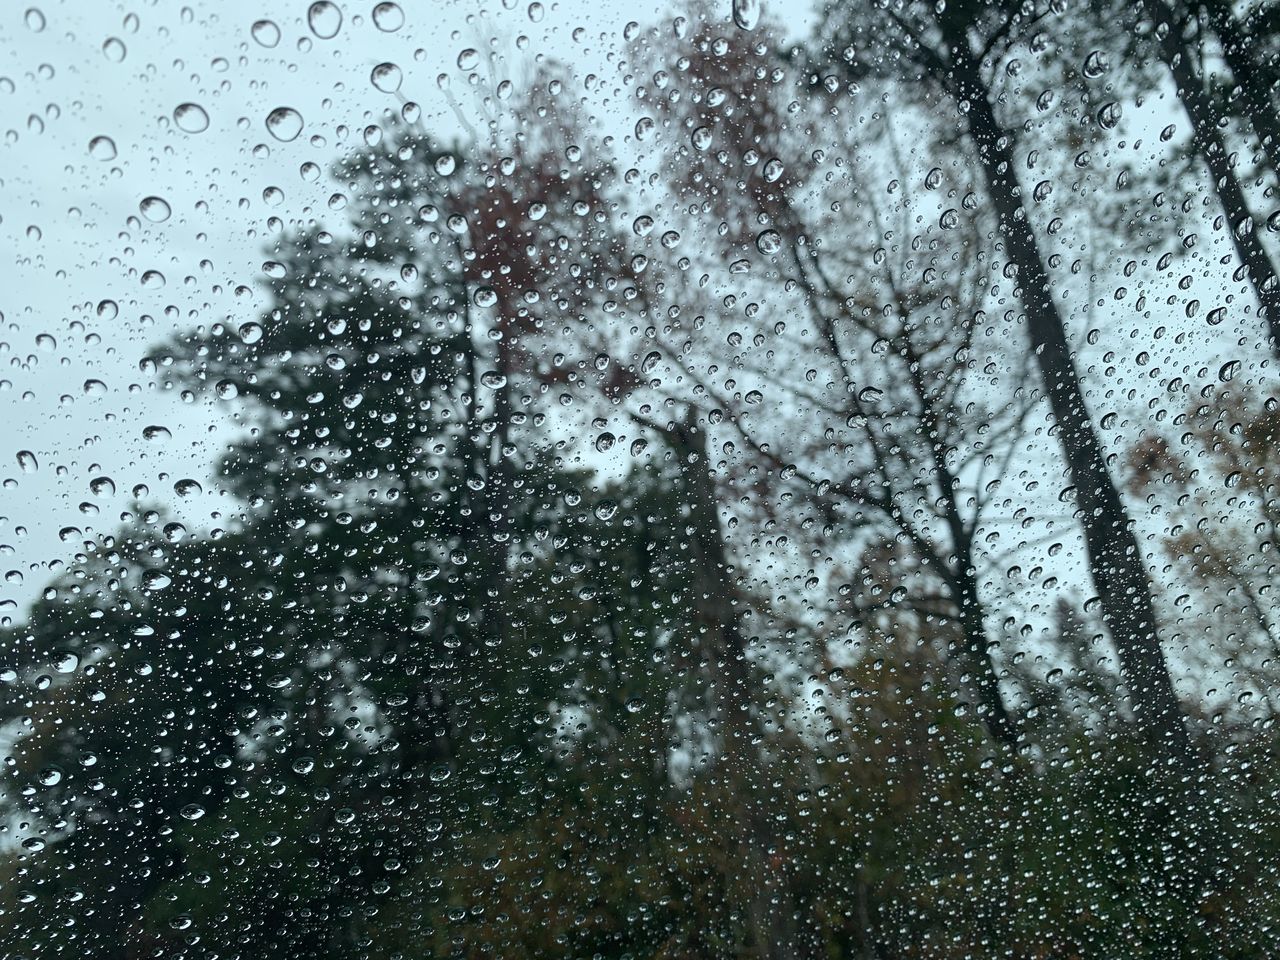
1202, 0, 1280, 180
943, 38, 1196, 765
670, 415, 802, 960
1140, 0, 1280, 354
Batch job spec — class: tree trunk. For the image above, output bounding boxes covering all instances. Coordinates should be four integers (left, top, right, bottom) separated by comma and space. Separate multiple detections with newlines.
1140, 0, 1280, 354
943, 38, 1196, 765
670, 415, 801, 960
1202, 0, 1280, 180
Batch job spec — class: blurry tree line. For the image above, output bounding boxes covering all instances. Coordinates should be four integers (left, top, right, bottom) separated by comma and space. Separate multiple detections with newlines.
2, 1, 1280, 957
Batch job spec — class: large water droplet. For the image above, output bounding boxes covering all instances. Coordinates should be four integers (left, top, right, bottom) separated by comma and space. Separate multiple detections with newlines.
102, 37, 127, 62
16, 451, 38, 473
251, 19, 280, 47
139, 196, 171, 222
371, 62, 402, 93
89, 135, 117, 160
756, 229, 781, 254
307, 1, 343, 39
265, 107, 303, 142
372, 2, 405, 31
732, 0, 762, 30
173, 102, 209, 134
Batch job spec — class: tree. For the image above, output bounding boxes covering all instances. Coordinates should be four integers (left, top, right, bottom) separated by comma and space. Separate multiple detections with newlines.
813, 0, 1198, 765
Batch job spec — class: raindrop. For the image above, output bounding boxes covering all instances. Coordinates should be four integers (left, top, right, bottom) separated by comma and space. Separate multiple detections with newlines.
142, 425, 172, 442
479, 370, 507, 389
732, 0, 762, 30
635, 116, 655, 141
174, 478, 203, 498
473, 286, 498, 308
756, 229, 782, 254
16, 451, 37, 473
139, 196, 171, 222
763, 157, 784, 182
52, 651, 79, 674
239, 322, 264, 344
89, 135, 117, 160
25, 8, 46, 32
180, 804, 206, 821
173, 102, 209, 134
89, 476, 115, 496
1083, 50, 1109, 79
83, 379, 107, 396
141, 570, 172, 591
265, 107, 303, 142
371, 62, 402, 93
215, 379, 239, 400
251, 19, 281, 47
102, 37, 126, 62
940, 209, 959, 229
372, 2, 405, 31
307, 1, 343, 39
457, 48, 479, 70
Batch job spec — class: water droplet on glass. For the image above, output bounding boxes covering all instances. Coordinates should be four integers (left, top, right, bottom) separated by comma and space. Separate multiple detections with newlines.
139, 196, 171, 222
25, 8, 46, 32
732, 0, 762, 30
89, 476, 115, 496
89, 135, 117, 160
372, 2, 404, 31
265, 107, 303, 142
940, 209, 959, 229
1083, 50, 1109, 78
174, 478, 202, 498
83, 378, 107, 396
102, 37, 126, 62
141, 570, 172, 591
142, 425, 171, 442
173, 102, 209, 134
53, 651, 79, 674
180, 803, 206, 821
763, 157, 784, 182
371, 62, 402, 93
457, 48, 480, 70
635, 116, 655, 141
756, 229, 781, 254
251, 19, 281, 47
16, 451, 38, 473
307, 1, 343, 38
239, 322, 264, 344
